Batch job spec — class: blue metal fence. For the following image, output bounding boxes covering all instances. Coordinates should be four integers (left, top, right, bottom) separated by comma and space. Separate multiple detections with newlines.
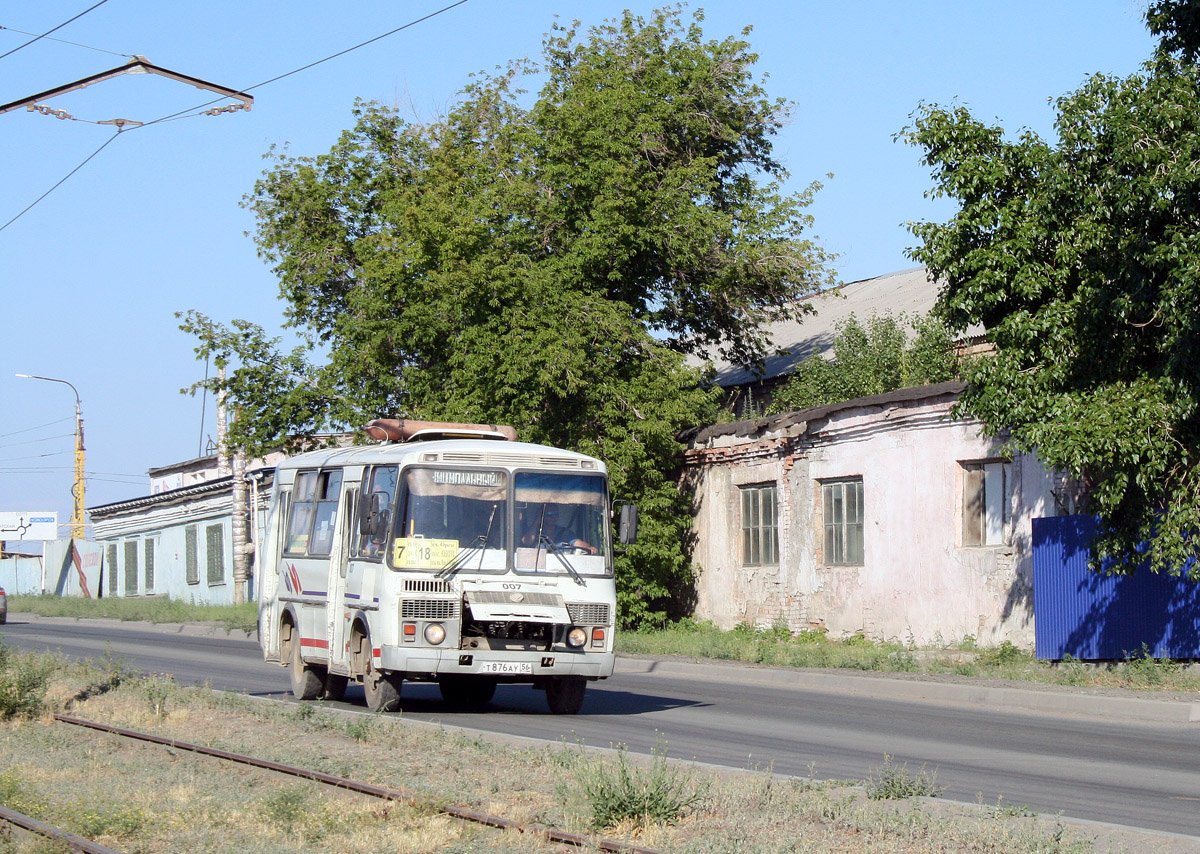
1032, 515, 1200, 660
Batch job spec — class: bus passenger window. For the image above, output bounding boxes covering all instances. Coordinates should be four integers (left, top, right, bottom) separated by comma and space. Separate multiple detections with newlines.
307, 470, 343, 556
285, 472, 319, 553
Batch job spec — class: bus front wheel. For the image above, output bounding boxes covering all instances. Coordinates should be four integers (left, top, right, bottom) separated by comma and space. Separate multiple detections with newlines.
545, 678, 586, 715
363, 661, 402, 712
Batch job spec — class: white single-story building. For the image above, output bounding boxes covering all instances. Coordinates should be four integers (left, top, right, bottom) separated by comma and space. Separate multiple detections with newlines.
684, 382, 1069, 646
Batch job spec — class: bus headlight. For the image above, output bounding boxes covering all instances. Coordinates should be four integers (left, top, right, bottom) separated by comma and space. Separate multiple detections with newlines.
424, 623, 446, 645
566, 627, 587, 648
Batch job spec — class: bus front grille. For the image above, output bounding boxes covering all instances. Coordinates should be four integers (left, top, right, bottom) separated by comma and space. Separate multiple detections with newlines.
567, 603, 611, 626
401, 599, 459, 620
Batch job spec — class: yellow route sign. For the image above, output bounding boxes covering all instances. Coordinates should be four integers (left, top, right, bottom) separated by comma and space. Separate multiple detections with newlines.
391, 538, 459, 569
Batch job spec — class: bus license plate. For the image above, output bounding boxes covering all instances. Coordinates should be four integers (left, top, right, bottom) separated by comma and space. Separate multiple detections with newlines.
480, 662, 532, 674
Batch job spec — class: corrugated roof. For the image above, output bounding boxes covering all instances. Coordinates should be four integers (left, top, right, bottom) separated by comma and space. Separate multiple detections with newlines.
704, 267, 944, 387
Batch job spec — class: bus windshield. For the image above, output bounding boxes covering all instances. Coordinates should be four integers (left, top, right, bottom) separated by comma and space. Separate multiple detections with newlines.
514, 472, 609, 576
390, 468, 507, 572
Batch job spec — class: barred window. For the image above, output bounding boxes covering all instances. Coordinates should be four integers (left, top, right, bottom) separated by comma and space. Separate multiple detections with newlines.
123, 540, 138, 595
106, 543, 118, 595
143, 538, 156, 591
185, 525, 199, 585
740, 484, 779, 566
206, 524, 225, 586
822, 479, 864, 566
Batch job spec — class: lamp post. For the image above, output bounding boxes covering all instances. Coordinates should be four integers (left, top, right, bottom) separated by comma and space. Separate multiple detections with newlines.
16, 373, 85, 540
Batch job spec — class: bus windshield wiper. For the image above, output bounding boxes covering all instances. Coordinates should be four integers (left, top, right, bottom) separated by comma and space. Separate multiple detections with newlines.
540, 536, 585, 586
436, 535, 486, 580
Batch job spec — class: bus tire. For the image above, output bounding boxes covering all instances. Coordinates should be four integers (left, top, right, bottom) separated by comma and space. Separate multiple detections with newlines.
322, 673, 348, 702
363, 662, 402, 712
439, 677, 496, 710
545, 678, 586, 715
289, 633, 324, 701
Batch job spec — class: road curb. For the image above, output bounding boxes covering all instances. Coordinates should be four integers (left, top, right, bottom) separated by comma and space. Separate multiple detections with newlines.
13, 614, 1199, 724
616, 656, 1200, 724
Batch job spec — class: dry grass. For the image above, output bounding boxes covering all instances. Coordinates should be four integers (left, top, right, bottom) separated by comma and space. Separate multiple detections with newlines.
0, 646, 1155, 854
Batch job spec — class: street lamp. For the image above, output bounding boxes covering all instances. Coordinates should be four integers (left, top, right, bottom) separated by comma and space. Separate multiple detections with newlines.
15, 373, 85, 540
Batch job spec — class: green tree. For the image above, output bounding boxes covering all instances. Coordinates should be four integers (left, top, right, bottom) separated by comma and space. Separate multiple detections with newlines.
765, 312, 957, 414
903, 6, 1200, 577
182, 7, 831, 624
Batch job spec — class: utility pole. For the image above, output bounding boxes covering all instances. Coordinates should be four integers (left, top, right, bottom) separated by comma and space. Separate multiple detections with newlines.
216, 366, 250, 603
16, 374, 85, 539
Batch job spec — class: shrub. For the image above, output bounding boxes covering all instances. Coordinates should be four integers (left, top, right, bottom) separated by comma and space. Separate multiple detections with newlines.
576, 743, 708, 830
0, 644, 53, 720
864, 755, 946, 800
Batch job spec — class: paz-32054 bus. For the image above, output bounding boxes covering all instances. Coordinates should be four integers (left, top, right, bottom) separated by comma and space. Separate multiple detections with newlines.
257, 419, 636, 714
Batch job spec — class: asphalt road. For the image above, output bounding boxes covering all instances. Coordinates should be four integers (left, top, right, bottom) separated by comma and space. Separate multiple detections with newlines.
4, 616, 1199, 840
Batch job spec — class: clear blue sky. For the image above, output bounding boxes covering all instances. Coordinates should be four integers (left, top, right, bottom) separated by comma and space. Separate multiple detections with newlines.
1, 0, 1157, 537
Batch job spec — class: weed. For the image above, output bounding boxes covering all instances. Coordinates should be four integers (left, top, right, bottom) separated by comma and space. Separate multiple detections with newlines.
0, 644, 52, 720
343, 716, 376, 743
575, 742, 708, 830
977, 640, 1028, 667
263, 786, 310, 834
69, 805, 148, 839
142, 674, 174, 717
864, 754, 946, 800
1121, 644, 1179, 686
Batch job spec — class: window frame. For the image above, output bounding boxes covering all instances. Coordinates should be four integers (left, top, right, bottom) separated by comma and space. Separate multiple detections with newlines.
206, 524, 225, 586
739, 483, 779, 567
821, 478, 864, 567
962, 460, 1011, 547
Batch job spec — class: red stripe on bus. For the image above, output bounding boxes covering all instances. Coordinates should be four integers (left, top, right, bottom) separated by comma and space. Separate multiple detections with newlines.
300, 637, 329, 649
372, 647, 381, 658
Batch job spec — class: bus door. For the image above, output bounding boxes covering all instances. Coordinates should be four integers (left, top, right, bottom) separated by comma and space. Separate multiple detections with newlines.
258, 488, 290, 662
325, 483, 357, 674
342, 465, 398, 665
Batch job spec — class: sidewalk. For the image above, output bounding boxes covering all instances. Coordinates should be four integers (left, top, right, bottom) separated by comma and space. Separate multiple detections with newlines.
14, 612, 1200, 725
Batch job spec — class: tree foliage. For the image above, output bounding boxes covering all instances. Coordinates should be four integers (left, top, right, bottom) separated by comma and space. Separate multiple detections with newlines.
903, 6, 1200, 577
182, 7, 831, 624
765, 312, 957, 415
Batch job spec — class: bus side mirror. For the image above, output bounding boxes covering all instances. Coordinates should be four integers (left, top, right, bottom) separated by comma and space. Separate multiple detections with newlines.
617, 502, 638, 546
361, 493, 386, 538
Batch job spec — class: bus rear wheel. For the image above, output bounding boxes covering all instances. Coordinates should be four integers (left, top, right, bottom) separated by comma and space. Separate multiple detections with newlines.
289, 631, 324, 701
545, 678, 587, 715
363, 662, 402, 712
439, 677, 496, 710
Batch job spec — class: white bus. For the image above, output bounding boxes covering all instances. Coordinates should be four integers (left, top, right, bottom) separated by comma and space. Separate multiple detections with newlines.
257, 419, 636, 715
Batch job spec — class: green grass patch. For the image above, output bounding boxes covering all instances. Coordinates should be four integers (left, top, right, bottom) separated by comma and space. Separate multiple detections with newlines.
618, 620, 1200, 693
9, 593, 257, 634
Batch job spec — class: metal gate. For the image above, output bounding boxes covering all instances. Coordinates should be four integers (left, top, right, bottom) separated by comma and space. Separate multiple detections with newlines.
1032, 515, 1200, 660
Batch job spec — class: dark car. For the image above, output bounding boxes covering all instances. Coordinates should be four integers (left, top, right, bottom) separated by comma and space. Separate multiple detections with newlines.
0, 586, 7, 624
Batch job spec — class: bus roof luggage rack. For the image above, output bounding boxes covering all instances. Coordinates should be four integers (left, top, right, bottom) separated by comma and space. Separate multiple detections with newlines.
364, 419, 518, 443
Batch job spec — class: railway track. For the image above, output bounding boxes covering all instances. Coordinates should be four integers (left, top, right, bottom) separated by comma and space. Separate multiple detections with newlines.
0, 714, 666, 854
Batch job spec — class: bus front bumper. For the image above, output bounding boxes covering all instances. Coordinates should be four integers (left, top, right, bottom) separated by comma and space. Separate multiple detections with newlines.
379, 647, 615, 680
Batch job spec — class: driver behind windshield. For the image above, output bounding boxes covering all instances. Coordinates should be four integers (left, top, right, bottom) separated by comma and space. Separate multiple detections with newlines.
519, 503, 596, 554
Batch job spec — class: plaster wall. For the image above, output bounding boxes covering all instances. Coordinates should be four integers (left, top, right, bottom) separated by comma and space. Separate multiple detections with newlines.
688, 391, 1056, 646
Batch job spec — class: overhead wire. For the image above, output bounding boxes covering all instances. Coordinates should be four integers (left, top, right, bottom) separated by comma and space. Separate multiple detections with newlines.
0, 0, 473, 232
0, 24, 131, 59
0, 416, 73, 438
0, 0, 111, 61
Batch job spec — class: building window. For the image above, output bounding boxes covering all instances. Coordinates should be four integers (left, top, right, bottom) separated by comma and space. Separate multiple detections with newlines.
185, 525, 199, 585
143, 538, 156, 591
106, 543, 118, 595
963, 461, 1011, 546
123, 540, 138, 595
740, 484, 778, 566
822, 479, 864, 566
206, 524, 225, 586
